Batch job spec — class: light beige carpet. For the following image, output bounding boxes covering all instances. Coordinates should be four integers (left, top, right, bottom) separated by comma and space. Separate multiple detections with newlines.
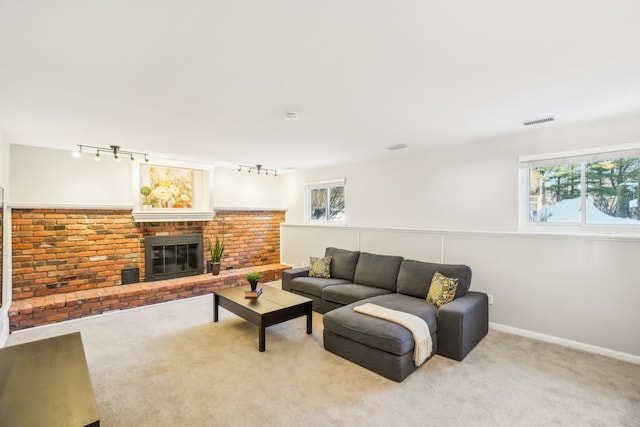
7, 282, 640, 427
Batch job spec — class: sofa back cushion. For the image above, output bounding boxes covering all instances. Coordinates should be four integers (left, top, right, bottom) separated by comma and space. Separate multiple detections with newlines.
353, 252, 404, 291
397, 259, 472, 299
325, 247, 360, 282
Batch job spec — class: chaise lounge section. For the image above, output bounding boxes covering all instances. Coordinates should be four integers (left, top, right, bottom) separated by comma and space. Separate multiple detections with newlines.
282, 247, 488, 381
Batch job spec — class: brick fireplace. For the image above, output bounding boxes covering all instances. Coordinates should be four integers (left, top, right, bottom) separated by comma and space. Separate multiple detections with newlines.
11, 209, 285, 299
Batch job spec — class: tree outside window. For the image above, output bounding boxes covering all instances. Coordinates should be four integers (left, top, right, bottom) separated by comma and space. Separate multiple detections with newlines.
586, 158, 640, 223
527, 156, 640, 226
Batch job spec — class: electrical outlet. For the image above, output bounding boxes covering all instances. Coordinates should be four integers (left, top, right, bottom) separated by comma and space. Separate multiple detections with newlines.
488, 294, 494, 305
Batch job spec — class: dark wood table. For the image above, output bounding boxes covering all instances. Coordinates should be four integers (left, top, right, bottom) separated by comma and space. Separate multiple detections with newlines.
213, 285, 312, 351
0, 332, 100, 427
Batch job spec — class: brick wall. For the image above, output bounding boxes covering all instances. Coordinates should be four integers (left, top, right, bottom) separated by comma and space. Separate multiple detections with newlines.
12, 209, 285, 300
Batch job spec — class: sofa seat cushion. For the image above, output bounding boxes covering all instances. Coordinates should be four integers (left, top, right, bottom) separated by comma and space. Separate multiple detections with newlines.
290, 277, 351, 297
323, 294, 438, 357
322, 284, 392, 306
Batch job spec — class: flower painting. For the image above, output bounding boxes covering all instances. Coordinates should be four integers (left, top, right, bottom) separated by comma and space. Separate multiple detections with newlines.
148, 166, 194, 208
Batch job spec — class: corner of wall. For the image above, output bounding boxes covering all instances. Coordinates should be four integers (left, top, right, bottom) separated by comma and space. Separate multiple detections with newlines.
0, 133, 8, 346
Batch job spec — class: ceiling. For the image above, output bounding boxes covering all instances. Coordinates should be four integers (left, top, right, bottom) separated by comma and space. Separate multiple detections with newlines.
1, 1, 639, 170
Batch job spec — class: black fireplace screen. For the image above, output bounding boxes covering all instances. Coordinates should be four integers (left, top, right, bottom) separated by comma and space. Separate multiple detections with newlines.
144, 234, 204, 282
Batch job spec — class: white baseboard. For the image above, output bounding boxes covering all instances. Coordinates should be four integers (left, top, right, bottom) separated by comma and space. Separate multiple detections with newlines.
489, 322, 640, 366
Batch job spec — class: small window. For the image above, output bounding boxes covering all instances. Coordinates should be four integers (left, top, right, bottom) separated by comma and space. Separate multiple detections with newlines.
520, 144, 640, 231
305, 179, 345, 224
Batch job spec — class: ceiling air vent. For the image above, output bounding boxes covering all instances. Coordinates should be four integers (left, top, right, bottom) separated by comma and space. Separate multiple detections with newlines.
522, 116, 555, 126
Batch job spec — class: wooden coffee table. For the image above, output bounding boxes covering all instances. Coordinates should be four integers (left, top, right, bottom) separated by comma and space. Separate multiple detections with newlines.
0, 332, 100, 427
213, 286, 312, 351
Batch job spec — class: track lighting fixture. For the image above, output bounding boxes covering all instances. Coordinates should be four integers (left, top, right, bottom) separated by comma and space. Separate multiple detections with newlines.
74, 144, 149, 163
237, 164, 278, 177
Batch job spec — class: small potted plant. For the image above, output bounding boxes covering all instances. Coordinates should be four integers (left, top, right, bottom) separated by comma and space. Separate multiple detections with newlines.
208, 236, 225, 275
140, 186, 152, 210
246, 271, 261, 291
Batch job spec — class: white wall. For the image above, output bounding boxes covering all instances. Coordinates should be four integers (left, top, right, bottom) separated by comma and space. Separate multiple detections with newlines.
0, 134, 9, 345
280, 112, 640, 362
10, 144, 133, 207
283, 141, 519, 230
213, 166, 284, 209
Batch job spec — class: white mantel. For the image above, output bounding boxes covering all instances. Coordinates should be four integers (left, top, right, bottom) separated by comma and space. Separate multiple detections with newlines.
131, 209, 215, 222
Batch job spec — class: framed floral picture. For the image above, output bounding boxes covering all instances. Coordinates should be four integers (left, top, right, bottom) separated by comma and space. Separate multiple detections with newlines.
147, 166, 194, 208
134, 161, 213, 222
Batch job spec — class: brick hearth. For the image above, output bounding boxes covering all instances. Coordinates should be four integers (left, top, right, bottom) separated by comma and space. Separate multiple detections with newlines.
9, 264, 290, 331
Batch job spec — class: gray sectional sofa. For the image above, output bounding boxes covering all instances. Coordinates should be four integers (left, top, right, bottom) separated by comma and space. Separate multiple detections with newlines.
282, 247, 488, 382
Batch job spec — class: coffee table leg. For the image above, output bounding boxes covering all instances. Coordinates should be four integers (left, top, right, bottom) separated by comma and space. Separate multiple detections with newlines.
213, 294, 219, 323
306, 303, 312, 334
259, 318, 266, 352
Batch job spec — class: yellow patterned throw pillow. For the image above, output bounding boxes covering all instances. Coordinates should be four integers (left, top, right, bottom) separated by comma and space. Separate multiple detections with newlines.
426, 271, 459, 307
309, 256, 332, 278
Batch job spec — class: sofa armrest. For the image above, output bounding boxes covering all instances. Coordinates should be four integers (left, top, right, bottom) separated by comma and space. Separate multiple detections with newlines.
436, 291, 488, 361
282, 267, 310, 292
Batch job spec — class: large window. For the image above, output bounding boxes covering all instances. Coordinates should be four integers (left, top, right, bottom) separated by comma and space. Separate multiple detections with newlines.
521, 144, 640, 230
305, 179, 345, 224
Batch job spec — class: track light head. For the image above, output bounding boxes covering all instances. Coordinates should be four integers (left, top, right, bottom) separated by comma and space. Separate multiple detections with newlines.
110, 145, 121, 161
72, 145, 82, 158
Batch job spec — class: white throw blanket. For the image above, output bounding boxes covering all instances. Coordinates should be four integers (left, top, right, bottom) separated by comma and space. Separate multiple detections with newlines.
354, 303, 432, 366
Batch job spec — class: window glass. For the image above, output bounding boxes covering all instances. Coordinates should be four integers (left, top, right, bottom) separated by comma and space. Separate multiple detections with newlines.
585, 157, 640, 225
311, 188, 327, 220
528, 164, 580, 223
329, 186, 345, 220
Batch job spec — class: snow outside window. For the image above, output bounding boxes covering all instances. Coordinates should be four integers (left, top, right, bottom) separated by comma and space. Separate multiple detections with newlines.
520, 144, 640, 232
304, 179, 345, 224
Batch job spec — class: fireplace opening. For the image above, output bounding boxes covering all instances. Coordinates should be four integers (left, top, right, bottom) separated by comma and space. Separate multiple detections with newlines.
144, 234, 204, 282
